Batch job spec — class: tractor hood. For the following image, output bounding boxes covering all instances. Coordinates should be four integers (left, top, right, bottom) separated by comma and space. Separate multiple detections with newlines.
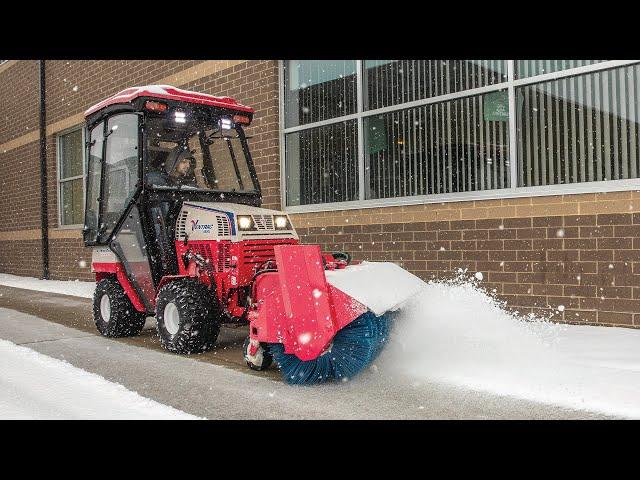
175, 202, 298, 242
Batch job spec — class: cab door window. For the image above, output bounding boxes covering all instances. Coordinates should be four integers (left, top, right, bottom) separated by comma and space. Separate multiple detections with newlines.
83, 121, 104, 243
99, 114, 140, 242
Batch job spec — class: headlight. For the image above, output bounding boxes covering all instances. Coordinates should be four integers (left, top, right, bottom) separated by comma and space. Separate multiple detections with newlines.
237, 215, 253, 230
274, 215, 290, 229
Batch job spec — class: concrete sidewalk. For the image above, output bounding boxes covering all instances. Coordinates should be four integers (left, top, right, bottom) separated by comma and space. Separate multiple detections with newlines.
0, 284, 610, 419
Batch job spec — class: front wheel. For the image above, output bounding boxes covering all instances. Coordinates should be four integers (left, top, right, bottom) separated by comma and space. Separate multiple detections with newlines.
93, 277, 147, 337
155, 279, 221, 354
243, 336, 273, 371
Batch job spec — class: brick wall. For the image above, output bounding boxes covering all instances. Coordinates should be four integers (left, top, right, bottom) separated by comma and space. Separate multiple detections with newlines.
0, 61, 39, 145
45, 60, 200, 126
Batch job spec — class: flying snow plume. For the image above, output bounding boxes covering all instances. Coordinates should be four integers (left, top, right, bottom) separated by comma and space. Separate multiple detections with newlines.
377, 274, 640, 418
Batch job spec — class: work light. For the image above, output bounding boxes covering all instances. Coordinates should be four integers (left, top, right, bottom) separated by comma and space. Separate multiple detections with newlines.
274, 215, 289, 229
238, 215, 253, 230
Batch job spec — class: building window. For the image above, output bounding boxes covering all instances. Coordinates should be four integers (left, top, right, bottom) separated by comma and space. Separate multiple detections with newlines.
284, 60, 357, 128
517, 64, 640, 186
364, 60, 507, 111
57, 127, 85, 226
282, 60, 640, 210
285, 120, 358, 206
364, 93, 510, 200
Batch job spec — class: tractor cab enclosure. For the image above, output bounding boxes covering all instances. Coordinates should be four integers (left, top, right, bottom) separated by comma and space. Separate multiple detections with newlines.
83, 86, 260, 312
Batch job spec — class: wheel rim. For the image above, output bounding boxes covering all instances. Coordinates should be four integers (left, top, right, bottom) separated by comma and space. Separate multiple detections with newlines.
244, 338, 265, 368
163, 302, 180, 335
100, 294, 111, 323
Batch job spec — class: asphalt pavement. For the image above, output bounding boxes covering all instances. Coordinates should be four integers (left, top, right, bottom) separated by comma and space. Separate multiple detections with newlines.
0, 285, 610, 419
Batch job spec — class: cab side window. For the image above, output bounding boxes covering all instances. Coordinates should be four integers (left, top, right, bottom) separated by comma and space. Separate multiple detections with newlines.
99, 114, 140, 242
84, 121, 104, 243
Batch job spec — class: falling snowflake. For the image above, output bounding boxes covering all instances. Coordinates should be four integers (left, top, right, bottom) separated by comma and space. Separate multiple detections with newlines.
298, 332, 312, 345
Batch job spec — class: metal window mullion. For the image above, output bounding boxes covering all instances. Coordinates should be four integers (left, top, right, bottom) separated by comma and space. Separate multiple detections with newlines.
59, 174, 85, 183
283, 112, 361, 134
356, 60, 365, 201
279, 60, 288, 208
629, 67, 638, 179
56, 134, 62, 227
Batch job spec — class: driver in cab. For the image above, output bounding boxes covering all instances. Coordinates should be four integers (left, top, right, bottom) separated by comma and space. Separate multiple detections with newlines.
146, 147, 198, 188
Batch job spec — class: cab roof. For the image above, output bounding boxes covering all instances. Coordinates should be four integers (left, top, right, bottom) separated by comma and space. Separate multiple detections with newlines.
84, 85, 254, 117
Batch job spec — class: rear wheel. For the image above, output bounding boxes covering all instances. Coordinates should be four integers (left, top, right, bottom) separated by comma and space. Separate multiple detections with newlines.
155, 279, 221, 354
93, 277, 147, 337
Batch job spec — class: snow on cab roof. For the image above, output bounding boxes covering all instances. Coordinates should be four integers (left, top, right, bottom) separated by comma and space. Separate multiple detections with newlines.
84, 85, 254, 117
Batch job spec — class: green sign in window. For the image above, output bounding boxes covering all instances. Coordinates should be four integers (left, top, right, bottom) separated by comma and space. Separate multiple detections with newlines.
483, 90, 509, 121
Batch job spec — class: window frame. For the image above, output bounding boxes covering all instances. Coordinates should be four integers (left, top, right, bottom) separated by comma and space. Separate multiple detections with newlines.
279, 59, 640, 213
56, 125, 87, 228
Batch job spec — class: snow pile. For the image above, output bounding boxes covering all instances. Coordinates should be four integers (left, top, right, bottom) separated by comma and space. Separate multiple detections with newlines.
0, 273, 95, 299
325, 261, 424, 315
0, 338, 199, 419
380, 275, 640, 419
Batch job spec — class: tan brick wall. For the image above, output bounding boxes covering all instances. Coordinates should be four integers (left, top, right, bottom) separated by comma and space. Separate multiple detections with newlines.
0, 239, 42, 278
44, 60, 200, 126
0, 141, 42, 232
0, 61, 39, 146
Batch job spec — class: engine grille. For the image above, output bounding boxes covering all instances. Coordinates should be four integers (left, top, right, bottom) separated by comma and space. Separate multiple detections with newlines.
251, 214, 274, 230
242, 240, 297, 266
217, 243, 231, 271
175, 210, 189, 240
216, 215, 231, 237
189, 243, 231, 272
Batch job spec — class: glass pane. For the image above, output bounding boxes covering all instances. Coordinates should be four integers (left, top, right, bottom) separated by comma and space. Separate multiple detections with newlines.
284, 60, 357, 128
364, 91, 511, 199
285, 120, 358, 206
144, 115, 257, 193
61, 178, 84, 225
59, 128, 83, 178
100, 114, 139, 242
515, 60, 606, 79
517, 64, 640, 187
110, 206, 155, 311
84, 122, 103, 242
364, 60, 507, 111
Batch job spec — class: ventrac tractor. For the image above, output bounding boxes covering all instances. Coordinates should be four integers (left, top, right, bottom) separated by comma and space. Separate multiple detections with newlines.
83, 85, 420, 385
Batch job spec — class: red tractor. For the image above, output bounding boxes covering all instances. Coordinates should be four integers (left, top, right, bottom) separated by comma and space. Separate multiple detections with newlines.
83, 85, 421, 384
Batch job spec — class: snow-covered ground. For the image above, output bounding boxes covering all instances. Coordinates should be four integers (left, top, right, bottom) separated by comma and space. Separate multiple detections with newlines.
381, 278, 640, 419
0, 337, 199, 419
0, 273, 95, 298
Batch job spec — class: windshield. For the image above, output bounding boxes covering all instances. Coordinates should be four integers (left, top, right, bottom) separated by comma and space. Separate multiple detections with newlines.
143, 110, 257, 193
